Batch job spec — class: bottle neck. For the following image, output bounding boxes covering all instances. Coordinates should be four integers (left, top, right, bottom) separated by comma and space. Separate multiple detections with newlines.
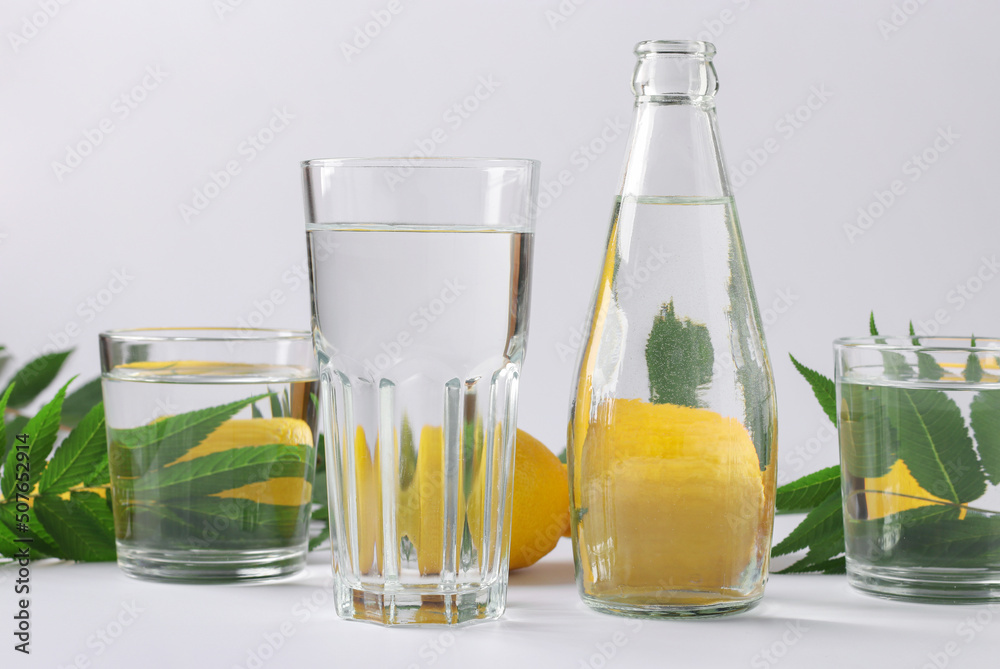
618, 43, 730, 199
618, 101, 729, 199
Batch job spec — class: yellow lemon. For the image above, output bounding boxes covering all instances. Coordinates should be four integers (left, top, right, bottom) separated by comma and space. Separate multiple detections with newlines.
505, 430, 570, 570
464, 429, 569, 571
577, 399, 765, 593
173, 417, 313, 464
399, 427, 569, 573
862, 459, 966, 520
340, 426, 382, 575
157, 417, 315, 507
405, 425, 467, 575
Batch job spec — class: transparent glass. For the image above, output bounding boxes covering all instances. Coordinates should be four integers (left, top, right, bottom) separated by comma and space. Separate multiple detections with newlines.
568, 41, 777, 618
99, 328, 319, 582
303, 157, 538, 625
835, 336, 1000, 602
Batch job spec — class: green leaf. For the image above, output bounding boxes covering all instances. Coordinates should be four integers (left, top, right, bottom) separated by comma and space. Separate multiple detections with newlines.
399, 415, 417, 489
883, 351, 914, 380
127, 443, 308, 498
251, 402, 263, 419
110, 392, 272, 477
789, 355, 836, 424
0, 519, 19, 558
0, 384, 13, 472
869, 315, 912, 380
34, 494, 116, 561
779, 556, 846, 575
557, 448, 567, 464
916, 353, 945, 380
281, 389, 291, 418
269, 389, 283, 418
132, 497, 308, 545
3, 350, 72, 409
61, 377, 103, 428
895, 388, 985, 504
309, 524, 330, 551
312, 469, 328, 507
38, 402, 106, 495
851, 506, 1000, 568
908, 324, 946, 380
3, 415, 29, 464
838, 383, 898, 478
0, 380, 71, 499
776, 465, 841, 513
0, 346, 9, 379
970, 389, 1000, 485
899, 515, 1000, 562
771, 492, 843, 558
645, 300, 714, 408
964, 352, 984, 383
68, 490, 116, 541
84, 456, 111, 487
0, 503, 62, 558
775, 525, 845, 573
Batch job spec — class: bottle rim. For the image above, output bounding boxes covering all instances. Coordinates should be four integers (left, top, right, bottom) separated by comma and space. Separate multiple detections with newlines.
634, 40, 716, 58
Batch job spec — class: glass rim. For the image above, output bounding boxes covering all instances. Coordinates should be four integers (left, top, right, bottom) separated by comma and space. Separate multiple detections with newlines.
635, 40, 716, 57
300, 157, 540, 170
98, 327, 312, 343
834, 335, 1000, 353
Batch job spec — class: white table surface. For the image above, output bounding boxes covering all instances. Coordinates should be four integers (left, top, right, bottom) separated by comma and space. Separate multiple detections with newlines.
4, 516, 999, 669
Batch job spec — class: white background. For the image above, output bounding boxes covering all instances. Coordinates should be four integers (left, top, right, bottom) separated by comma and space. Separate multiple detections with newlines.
3, 0, 1000, 482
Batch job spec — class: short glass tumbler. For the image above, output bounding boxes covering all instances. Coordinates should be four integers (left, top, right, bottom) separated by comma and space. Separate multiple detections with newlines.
303, 157, 538, 625
835, 336, 1000, 602
99, 328, 319, 582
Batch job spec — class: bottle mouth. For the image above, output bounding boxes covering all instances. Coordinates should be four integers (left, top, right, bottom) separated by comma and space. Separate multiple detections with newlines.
632, 41, 718, 101
635, 40, 716, 59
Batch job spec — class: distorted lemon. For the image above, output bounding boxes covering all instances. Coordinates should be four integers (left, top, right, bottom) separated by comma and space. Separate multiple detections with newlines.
577, 398, 765, 592
173, 417, 313, 464
345, 427, 382, 574
464, 428, 570, 571
160, 417, 315, 507
397, 425, 466, 575
115, 360, 282, 377
396, 427, 569, 574
862, 458, 966, 520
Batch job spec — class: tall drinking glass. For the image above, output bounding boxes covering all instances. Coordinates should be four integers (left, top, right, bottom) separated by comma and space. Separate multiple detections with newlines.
303, 158, 538, 625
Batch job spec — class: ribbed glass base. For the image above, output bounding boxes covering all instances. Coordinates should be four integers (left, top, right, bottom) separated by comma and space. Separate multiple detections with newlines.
334, 580, 507, 626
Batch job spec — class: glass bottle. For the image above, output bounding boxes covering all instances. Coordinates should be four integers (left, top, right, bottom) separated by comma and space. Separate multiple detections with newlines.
568, 40, 778, 618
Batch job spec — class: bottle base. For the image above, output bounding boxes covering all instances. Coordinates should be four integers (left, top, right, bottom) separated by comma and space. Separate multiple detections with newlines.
115, 543, 307, 583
